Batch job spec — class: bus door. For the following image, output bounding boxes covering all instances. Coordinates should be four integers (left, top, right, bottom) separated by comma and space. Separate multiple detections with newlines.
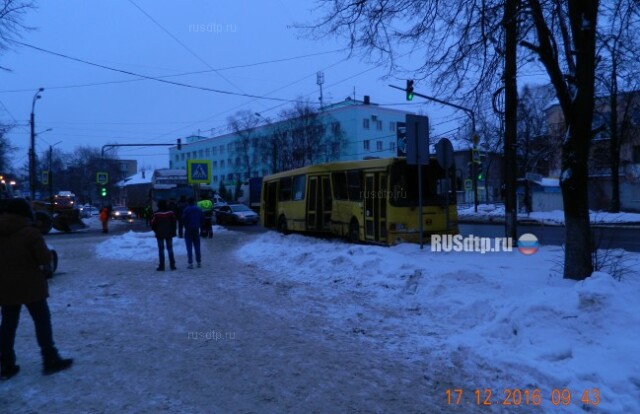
321, 176, 332, 230
364, 172, 387, 243
264, 181, 278, 227
306, 176, 318, 230
306, 175, 332, 231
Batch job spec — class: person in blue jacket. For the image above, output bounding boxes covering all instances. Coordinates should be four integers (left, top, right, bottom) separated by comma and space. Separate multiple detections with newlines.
182, 197, 204, 269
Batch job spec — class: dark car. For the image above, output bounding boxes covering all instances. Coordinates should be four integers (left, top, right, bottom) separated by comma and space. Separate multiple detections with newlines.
111, 205, 133, 220
215, 203, 259, 225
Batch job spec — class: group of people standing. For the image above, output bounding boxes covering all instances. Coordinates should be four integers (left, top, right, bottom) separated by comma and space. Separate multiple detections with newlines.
151, 196, 208, 271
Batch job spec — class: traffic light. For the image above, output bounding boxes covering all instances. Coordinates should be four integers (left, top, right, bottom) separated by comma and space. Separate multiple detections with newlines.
100, 186, 107, 197
406, 80, 414, 101
477, 162, 486, 182
177, 138, 182, 151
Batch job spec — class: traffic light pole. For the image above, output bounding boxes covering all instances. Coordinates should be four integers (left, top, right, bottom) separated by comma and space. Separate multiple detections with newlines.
389, 85, 478, 211
101, 142, 180, 158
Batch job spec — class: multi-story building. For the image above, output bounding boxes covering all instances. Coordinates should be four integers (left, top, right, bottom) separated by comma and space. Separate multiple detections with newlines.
544, 91, 640, 211
168, 97, 411, 189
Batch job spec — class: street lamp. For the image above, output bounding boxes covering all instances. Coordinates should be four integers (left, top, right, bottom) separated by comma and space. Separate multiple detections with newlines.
29, 87, 45, 199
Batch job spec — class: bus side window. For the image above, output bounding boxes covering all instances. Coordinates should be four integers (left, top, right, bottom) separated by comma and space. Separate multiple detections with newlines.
347, 170, 362, 201
292, 175, 306, 201
279, 177, 292, 201
332, 172, 348, 200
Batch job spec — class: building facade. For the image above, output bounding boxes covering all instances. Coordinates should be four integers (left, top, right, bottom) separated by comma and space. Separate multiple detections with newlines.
168, 97, 411, 189
545, 92, 640, 211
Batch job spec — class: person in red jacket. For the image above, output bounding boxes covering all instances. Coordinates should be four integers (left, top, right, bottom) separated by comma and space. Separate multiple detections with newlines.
99, 207, 109, 234
151, 199, 177, 271
0, 198, 73, 379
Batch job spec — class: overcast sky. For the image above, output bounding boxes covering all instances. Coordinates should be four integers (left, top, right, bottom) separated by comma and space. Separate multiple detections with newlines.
0, 1, 545, 174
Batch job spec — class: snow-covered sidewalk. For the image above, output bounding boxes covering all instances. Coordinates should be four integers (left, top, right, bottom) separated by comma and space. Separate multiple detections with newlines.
458, 203, 640, 226
237, 232, 640, 413
3, 228, 637, 413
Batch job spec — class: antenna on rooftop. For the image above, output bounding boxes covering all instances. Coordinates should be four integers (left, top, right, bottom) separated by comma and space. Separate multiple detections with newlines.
317, 71, 325, 110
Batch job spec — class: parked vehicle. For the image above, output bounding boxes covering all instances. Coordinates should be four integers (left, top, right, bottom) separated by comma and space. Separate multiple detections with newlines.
215, 203, 259, 225
79, 204, 100, 218
44, 243, 58, 279
111, 205, 133, 220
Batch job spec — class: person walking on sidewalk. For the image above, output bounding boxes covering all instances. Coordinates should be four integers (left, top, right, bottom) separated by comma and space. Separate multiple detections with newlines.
151, 199, 177, 271
176, 195, 188, 238
0, 198, 73, 379
197, 197, 214, 238
182, 197, 204, 269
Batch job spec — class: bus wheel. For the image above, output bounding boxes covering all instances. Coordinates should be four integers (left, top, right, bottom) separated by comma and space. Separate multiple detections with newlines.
277, 216, 289, 234
348, 220, 359, 243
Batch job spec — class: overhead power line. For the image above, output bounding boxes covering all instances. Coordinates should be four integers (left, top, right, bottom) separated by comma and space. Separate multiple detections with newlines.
11, 41, 312, 103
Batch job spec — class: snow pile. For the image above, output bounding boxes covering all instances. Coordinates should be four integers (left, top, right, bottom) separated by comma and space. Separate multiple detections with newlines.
95, 226, 232, 261
458, 204, 640, 225
236, 232, 640, 413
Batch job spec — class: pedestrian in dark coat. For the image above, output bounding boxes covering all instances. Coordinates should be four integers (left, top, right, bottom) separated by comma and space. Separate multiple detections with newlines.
176, 195, 188, 238
0, 198, 73, 379
151, 199, 177, 271
182, 197, 204, 269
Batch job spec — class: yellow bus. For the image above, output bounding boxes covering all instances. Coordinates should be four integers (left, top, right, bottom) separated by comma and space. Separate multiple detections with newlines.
260, 157, 457, 245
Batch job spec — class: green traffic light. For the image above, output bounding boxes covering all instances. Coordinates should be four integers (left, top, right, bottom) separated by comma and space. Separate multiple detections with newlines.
406, 79, 414, 101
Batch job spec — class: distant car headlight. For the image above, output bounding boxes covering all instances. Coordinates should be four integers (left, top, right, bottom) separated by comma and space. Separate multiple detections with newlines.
115, 212, 121, 216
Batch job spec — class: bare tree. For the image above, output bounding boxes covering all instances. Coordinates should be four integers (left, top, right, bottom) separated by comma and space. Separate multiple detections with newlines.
0, 124, 16, 172
310, 0, 620, 280
0, 0, 35, 71
227, 110, 261, 182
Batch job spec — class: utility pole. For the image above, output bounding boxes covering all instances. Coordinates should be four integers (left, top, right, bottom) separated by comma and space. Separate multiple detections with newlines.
29, 88, 44, 199
504, 0, 518, 240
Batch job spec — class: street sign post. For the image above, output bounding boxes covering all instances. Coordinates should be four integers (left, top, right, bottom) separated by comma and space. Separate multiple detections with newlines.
187, 160, 212, 184
96, 172, 109, 185
405, 114, 429, 249
436, 138, 454, 233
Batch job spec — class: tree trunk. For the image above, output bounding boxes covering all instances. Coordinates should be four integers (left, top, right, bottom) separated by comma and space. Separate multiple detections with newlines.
560, 121, 593, 280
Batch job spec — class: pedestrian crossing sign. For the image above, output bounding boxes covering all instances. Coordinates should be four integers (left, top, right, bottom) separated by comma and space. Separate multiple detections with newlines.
187, 160, 211, 184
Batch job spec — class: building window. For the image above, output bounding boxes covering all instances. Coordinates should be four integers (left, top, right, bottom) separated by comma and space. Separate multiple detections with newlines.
198, 149, 204, 158
363, 119, 370, 129
363, 140, 370, 150
175, 155, 179, 162
212, 161, 218, 170
227, 143, 233, 152
220, 145, 225, 154
376, 120, 382, 130
227, 173, 233, 181
213, 175, 218, 183
181, 153, 185, 161
221, 160, 225, 169
376, 141, 382, 151
389, 122, 396, 132
212, 146, 217, 155
389, 141, 396, 152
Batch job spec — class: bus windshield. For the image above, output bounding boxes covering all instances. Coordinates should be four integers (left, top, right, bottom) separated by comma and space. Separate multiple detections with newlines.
389, 162, 455, 206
